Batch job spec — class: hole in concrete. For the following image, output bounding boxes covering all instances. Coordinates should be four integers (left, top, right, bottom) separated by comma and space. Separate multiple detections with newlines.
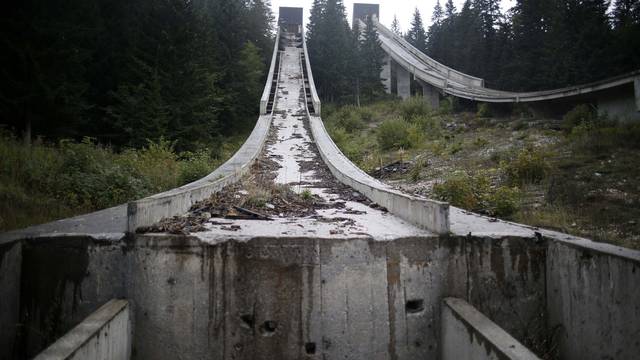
405, 299, 424, 314
259, 320, 278, 336
240, 314, 254, 329
305, 342, 316, 354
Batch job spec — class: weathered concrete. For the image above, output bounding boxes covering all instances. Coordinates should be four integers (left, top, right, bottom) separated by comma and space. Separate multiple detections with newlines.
5, 227, 638, 360
396, 63, 411, 100
309, 114, 450, 234
451, 206, 640, 359
371, 15, 640, 108
352, 3, 379, 25
0, 240, 21, 359
16, 236, 127, 359
546, 240, 640, 360
302, 30, 321, 115
34, 299, 131, 360
260, 28, 281, 115
381, 54, 391, 94
419, 79, 440, 110
596, 82, 640, 121
0, 205, 126, 244
126, 112, 272, 232
123, 234, 545, 360
441, 298, 540, 360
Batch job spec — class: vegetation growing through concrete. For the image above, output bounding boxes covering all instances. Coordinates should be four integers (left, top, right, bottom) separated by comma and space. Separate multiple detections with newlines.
325, 99, 640, 249
0, 131, 243, 231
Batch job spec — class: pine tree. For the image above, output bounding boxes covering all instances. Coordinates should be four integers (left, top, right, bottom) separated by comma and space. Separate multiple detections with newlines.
391, 15, 402, 36
406, 8, 428, 52
359, 16, 386, 101
610, 0, 640, 74
432, 0, 444, 24
612, 0, 637, 28
445, 0, 457, 17
306, 0, 354, 101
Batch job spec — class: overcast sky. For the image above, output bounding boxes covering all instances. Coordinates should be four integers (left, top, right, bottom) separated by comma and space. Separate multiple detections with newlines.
269, 0, 516, 30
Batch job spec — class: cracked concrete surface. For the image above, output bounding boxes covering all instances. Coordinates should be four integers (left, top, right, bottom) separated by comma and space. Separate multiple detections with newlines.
196, 44, 432, 243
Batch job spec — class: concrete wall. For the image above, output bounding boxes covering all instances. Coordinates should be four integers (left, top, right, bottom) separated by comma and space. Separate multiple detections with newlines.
6, 231, 638, 360
34, 299, 131, 360
0, 240, 21, 359
120, 234, 546, 359
546, 239, 640, 360
16, 236, 127, 359
419, 80, 440, 110
260, 29, 281, 115
396, 63, 411, 100
126, 112, 271, 232
597, 82, 640, 121
381, 54, 391, 94
441, 298, 540, 360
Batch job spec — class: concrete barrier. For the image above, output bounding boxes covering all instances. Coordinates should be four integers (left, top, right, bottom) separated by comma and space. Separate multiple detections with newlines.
373, 19, 485, 89
301, 31, 321, 115
126, 33, 284, 232
260, 29, 281, 115
545, 237, 640, 360
441, 297, 540, 360
0, 240, 21, 359
126, 114, 271, 232
307, 115, 449, 234
300, 32, 449, 234
34, 299, 131, 360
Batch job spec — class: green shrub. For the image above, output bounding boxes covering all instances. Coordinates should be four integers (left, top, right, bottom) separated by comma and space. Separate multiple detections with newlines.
438, 96, 459, 115
400, 97, 431, 120
477, 103, 492, 118
502, 147, 549, 185
179, 149, 214, 184
563, 104, 596, 132
326, 106, 366, 133
473, 137, 489, 148
410, 115, 443, 139
407, 124, 425, 149
376, 118, 410, 150
0, 132, 224, 231
409, 158, 426, 182
488, 186, 521, 217
433, 171, 491, 210
569, 122, 640, 153
448, 141, 464, 155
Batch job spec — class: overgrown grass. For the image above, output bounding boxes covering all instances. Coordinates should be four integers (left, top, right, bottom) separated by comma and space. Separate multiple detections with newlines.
325, 100, 640, 248
0, 131, 243, 231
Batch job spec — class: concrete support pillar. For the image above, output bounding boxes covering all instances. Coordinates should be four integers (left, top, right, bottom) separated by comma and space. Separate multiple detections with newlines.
420, 80, 440, 110
380, 55, 391, 94
635, 77, 640, 111
396, 65, 411, 100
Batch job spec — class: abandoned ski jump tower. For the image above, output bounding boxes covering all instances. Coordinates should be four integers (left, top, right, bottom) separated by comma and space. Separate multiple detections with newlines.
1, 6, 639, 360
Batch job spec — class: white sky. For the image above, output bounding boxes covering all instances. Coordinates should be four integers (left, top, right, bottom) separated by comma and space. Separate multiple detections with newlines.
269, 0, 516, 30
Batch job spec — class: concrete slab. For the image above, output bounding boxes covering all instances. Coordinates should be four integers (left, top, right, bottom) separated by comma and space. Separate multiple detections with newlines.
34, 299, 131, 360
441, 297, 540, 360
193, 45, 433, 243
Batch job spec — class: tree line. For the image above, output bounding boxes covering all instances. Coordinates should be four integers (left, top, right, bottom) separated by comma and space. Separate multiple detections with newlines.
306, 0, 386, 104
0, 0, 274, 151
412, 0, 640, 91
